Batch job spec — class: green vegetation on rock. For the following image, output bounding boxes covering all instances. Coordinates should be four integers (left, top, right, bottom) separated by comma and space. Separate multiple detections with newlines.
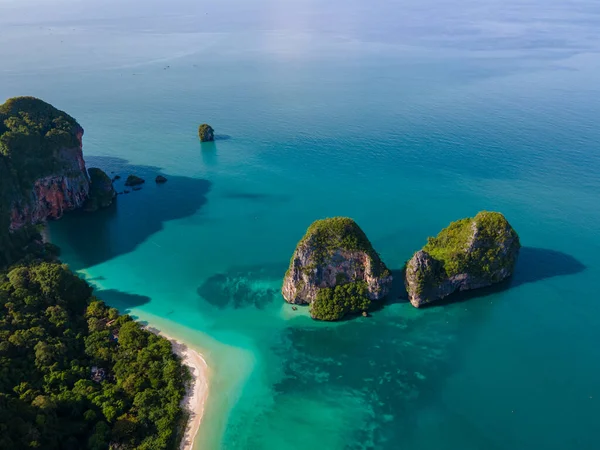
296, 217, 389, 277
198, 124, 214, 142
405, 211, 521, 307
0, 97, 81, 192
422, 211, 520, 281
310, 281, 371, 321
0, 257, 189, 449
283, 217, 392, 321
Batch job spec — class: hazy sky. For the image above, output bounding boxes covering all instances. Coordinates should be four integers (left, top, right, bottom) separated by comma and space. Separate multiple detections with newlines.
1, 0, 599, 81
1, 0, 599, 51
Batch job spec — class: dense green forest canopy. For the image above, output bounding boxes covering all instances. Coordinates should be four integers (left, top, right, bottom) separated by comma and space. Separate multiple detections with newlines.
310, 281, 371, 321
0, 252, 189, 449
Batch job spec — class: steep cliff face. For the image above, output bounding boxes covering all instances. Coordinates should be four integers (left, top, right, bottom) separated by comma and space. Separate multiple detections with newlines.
282, 217, 392, 320
283, 246, 391, 304
405, 211, 520, 308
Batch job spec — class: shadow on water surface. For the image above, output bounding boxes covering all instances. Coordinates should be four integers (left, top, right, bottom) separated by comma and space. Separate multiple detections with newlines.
220, 190, 290, 203
441, 246, 586, 306
49, 156, 211, 270
510, 246, 585, 287
93, 289, 151, 313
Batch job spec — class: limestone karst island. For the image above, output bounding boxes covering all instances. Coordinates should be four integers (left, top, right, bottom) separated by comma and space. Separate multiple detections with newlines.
282, 217, 393, 320
405, 211, 521, 307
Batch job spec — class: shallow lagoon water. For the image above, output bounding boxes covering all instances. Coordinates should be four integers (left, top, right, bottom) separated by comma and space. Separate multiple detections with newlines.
2, 0, 600, 448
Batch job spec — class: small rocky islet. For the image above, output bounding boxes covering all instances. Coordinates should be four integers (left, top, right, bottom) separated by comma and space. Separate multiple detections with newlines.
198, 123, 215, 142
405, 211, 520, 307
282, 217, 393, 321
283, 212, 520, 321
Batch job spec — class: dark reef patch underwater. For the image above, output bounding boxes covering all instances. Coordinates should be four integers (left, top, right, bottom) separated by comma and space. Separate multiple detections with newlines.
197, 262, 287, 310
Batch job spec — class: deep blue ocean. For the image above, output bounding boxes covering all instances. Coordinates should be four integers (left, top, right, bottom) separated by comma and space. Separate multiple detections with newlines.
2, 0, 600, 448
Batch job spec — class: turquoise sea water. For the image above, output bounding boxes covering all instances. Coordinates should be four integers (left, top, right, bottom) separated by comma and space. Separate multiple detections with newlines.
2, 0, 600, 448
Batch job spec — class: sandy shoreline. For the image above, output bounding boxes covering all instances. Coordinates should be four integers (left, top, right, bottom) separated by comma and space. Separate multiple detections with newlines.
146, 327, 209, 450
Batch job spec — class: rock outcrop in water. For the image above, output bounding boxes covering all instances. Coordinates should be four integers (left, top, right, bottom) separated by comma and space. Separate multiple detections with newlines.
405, 211, 520, 307
125, 175, 145, 186
85, 168, 116, 211
198, 124, 214, 142
282, 217, 392, 321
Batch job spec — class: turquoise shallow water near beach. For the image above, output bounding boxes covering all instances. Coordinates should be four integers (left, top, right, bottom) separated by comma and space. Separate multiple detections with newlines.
2, 0, 600, 448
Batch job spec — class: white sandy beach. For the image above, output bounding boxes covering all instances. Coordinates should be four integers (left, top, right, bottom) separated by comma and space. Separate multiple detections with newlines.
147, 327, 209, 450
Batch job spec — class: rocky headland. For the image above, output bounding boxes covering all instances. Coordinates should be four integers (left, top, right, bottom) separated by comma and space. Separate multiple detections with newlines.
0, 97, 91, 231
282, 217, 392, 321
0, 97, 115, 263
404, 211, 520, 307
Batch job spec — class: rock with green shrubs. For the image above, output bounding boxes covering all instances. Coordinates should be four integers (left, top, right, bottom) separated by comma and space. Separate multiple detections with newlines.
405, 211, 520, 308
282, 217, 392, 321
198, 123, 215, 142
84, 168, 116, 211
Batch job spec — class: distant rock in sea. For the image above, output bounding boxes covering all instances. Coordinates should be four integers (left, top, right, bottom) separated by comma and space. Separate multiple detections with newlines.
405, 211, 520, 307
155, 175, 167, 183
282, 217, 392, 321
198, 124, 215, 142
125, 175, 145, 186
